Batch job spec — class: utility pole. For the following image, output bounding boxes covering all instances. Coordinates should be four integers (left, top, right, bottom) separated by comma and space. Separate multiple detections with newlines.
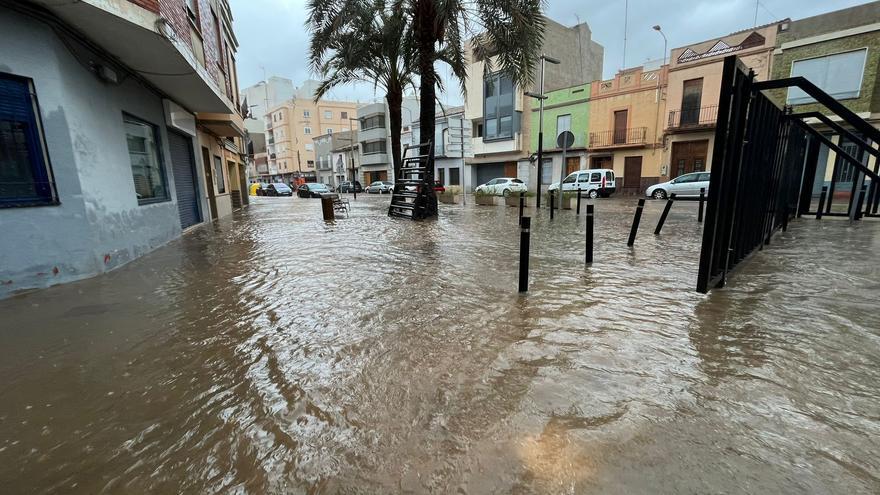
525, 54, 560, 209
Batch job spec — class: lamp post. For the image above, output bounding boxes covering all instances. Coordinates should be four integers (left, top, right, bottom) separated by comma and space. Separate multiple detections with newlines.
525, 54, 560, 208
653, 25, 667, 67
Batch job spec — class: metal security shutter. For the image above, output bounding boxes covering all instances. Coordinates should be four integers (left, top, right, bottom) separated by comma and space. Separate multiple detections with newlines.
475, 163, 505, 185
168, 130, 201, 229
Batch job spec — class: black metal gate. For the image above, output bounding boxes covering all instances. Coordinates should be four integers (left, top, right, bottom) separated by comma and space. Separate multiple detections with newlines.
168, 130, 202, 230
696, 55, 880, 293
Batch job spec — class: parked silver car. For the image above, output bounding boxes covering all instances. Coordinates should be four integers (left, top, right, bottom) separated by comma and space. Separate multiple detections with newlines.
646, 172, 711, 199
365, 181, 394, 194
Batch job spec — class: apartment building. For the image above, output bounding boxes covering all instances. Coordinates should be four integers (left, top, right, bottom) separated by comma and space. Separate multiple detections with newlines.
314, 130, 359, 187
587, 65, 668, 194
241, 76, 294, 181
1, 0, 246, 298
355, 96, 420, 185
769, 2, 880, 211
413, 106, 473, 187
663, 21, 787, 181
264, 96, 358, 183
464, 17, 604, 191
529, 83, 591, 188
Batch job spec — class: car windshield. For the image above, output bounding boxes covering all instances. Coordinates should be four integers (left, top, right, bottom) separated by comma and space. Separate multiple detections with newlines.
512, 179, 524, 184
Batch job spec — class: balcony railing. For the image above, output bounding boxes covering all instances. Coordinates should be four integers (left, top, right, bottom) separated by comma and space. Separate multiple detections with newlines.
668, 105, 718, 130
589, 127, 647, 148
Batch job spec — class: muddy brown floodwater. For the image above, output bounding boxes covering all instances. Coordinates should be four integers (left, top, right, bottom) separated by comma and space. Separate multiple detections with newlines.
1, 195, 879, 494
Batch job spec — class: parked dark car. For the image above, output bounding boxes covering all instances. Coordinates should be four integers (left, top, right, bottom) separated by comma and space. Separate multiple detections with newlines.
266, 183, 293, 196
338, 181, 363, 193
256, 182, 270, 196
434, 181, 445, 193
297, 183, 331, 198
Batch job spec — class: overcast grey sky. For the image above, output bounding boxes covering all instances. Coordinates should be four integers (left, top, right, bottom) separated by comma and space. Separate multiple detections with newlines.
230, 0, 868, 103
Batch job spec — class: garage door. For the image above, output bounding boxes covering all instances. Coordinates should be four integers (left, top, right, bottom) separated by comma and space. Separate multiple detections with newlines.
475, 163, 506, 185
168, 130, 201, 229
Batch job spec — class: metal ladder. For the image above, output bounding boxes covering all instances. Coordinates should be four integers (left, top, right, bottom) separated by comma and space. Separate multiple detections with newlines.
388, 141, 437, 219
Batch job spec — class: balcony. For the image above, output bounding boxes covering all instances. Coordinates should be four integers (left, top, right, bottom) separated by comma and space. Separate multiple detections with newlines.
588, 127, 647, 149
667, 105, 718, 132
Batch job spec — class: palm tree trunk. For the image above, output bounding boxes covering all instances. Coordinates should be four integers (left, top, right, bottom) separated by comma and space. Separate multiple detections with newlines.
414, 0, 438, 216
386, 89, 403, 181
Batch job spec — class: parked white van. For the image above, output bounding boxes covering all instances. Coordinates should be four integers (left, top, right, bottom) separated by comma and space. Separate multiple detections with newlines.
548, 169, 616, 198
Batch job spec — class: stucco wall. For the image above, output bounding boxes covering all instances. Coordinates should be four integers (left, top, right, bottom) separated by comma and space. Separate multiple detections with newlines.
529, 84, 591, 151
0, 9, 186, 297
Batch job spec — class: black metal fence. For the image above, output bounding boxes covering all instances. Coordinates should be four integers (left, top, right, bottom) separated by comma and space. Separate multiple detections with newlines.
667, 105, 718, 130
696, 55, 880, 293
588, 127, 647, 148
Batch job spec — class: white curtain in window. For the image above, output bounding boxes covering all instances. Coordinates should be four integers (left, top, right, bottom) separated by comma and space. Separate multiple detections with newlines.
788, 49, 866, 104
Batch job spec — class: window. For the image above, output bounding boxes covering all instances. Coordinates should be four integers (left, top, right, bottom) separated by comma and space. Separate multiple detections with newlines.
556, 114, 572, 137
361, 114, 385, 130
698, 173, 711, 182
213, 155, 225, 193
303, 110, 311, 118
124, 114, 168, 203
577, 172, 590, 182
590, 172, 601, 183
341, 111, 348, 119
605, 171, 614, 182
449, 167, 460, 185
788, 49, 867, 104
681, 78, 703, 125
305, 143, 314, 151
0, 74, 57, 207
541, 158, 553, 183
327, 128, 333, 135
190, 28, 206, 67
675, 174, 698, 183
304, 127, 311, 135
324, 110, 332, 119
563, 174, 576, 184
277, 112, 283, 121
484, 73, 515, 140
362, 140, 387, 154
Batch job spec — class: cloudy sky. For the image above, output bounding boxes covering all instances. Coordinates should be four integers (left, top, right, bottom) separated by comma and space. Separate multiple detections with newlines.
230, 0, 867, 104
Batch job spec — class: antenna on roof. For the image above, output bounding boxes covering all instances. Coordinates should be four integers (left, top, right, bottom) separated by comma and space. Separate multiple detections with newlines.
622, 0, 628, 70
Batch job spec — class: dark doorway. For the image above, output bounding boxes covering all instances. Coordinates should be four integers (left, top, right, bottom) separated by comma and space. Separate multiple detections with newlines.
201, 146, 219, 220
168, 130, 201, 229
670, 140, 709, 179
591, 156, 612, 169
681, 78, 704, 125
613, 110, 628, 144
566, 156, 580, 174
623, 156, 643, 195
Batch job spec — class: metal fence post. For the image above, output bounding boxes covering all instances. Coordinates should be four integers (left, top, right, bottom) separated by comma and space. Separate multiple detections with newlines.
627, 198, 645, 247
518, 191, 524, 226
585, 204, 594, 264
576, 187, 582, 215
549, 191, 555, 220
698, 188, 705, 222
518, 216, 531, 292
855, 183, 867, 220
654, 193, 675, 235
816, 185, 828, 220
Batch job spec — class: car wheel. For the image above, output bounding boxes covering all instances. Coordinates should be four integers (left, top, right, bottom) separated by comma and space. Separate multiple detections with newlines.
588, 189, 599, 199
652, 189, 667, 200
502, 188, 511, 197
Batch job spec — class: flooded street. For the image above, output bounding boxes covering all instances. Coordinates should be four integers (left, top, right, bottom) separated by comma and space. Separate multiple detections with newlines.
1, 195, 879, 494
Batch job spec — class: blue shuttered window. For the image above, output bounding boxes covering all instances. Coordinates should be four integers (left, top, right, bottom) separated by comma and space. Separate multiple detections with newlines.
0, 73, 57, 207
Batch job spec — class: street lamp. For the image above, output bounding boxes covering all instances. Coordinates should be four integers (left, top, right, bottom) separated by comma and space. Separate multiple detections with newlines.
653, 25, 667, 67
524, 53, 560, 208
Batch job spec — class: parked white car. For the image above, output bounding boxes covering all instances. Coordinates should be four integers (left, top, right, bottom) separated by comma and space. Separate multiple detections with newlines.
475, 177, 528, 196
365, 181, 394, 194
548, 169, 616, 198
646, 172, 711, 199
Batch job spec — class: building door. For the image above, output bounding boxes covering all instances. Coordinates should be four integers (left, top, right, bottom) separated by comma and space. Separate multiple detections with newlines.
670, 140, 709, 179
437, 168, 445, 185
623, 156, 643, 195
613, 110, 628, 144
566, 156, 580, 174
201, 146, 219, 220
504, 162, 517, 178
591, 156, 612, 169
681, 78, 704, 125
168, 130, 201, 229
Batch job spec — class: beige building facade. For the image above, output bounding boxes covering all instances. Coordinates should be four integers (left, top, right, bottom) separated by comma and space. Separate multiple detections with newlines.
662, 21, 787, 182
587, 65, 668, 194
265, 98, 358, 182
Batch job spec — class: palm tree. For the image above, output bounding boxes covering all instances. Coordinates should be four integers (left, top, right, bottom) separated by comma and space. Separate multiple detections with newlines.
409, 0, 546, 181
307, 0, 416, 179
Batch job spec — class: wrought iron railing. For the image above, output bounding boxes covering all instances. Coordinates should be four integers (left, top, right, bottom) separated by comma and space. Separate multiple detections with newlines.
668, 105, 718, 130
589, 127, 647, 148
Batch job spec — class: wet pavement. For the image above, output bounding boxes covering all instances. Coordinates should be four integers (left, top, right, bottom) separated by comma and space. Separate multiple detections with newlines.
1, 195, 879, 494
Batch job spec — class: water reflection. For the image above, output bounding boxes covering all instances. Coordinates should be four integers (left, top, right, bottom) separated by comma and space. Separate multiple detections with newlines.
1, 196, 878, 493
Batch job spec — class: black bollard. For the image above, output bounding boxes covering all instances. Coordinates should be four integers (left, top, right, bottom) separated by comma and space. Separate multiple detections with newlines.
518, 216, 531, 293
353, 186, 357, 200
550, 191, 555, 220
585, 204, 594, 264
855, 184, 867, 220
627, 198, 645, 247
576, 187, 582, 215
816, 185, 828, 220
698, 188, 705, 223
654, 193, 676, 235
518, 191, 525, 226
